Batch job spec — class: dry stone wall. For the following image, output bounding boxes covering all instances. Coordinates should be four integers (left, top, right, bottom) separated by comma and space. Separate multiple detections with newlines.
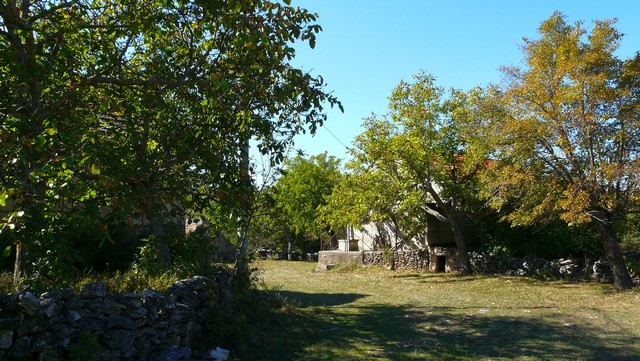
469, 253, 584, 279
470, 250, 638, 284
362, 250, 430, 271
360, 249, 639, 285
0, 272, 233, 361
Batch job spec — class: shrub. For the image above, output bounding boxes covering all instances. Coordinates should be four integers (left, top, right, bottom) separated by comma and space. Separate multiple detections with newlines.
0, 272, 14, 294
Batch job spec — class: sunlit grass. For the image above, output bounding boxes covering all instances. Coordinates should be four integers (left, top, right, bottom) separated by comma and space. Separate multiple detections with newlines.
238, 260, 640, 360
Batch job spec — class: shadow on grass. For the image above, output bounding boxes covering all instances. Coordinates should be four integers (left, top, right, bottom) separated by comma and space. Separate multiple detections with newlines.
392, 273, 491, 285
273, 290, 368, 308
237, 289, 640, 360
393, 272, 611, 289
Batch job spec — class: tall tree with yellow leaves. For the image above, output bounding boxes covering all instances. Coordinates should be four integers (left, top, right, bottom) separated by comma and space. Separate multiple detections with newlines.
480, 12, 640, 288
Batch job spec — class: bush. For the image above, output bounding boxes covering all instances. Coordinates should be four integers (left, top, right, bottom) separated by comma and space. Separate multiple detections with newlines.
196, 265, 263, 352
0, 272, 14, 294
171, 229, 219, 276
73, 270, 178, 294
4, 205, 229, 294
22, 229, 84, 292
477, 216, 602, 259
618, 214, 640, 251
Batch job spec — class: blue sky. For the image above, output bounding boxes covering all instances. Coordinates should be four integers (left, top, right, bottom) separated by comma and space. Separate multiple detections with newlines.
284, 0, 640, 162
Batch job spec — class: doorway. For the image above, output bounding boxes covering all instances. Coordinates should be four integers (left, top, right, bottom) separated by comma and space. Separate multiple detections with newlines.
436, 255, 446, 273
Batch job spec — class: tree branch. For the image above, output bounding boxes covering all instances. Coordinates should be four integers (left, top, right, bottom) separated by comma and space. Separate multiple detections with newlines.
28, 0, 76, 24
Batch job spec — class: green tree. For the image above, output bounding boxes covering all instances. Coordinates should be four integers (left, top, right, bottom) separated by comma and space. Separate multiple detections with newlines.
325, 72, 483, 274
1, 0, 340, 281
478, 12, 639, 288
273, 153, 342, 257
246, 187, 285, 252
323, 122, 427, 250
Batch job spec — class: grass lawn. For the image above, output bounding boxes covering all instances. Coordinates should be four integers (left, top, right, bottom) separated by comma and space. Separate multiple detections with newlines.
235, 260, 640, 360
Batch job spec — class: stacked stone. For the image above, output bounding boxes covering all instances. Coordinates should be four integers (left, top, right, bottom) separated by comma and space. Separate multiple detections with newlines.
591, 260, 613, 283
393, 250, 429, 271
0, 273, 231, 360
362, 251, 386, 267
305, 253, 319, 262
469, 253, 585, 280
360, 250, 430, 270
557, 259, 580, 278
359, 248, 639, 285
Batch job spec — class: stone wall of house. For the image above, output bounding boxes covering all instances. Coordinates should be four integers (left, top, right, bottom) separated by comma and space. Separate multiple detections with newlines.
394, 250, 430, 271
427, 247, 460, 273
0, 272, 233, 360
362, 251, 385, 267
362, 250, 430, 271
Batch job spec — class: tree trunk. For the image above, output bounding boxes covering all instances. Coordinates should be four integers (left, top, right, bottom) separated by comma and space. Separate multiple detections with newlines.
286, 229, 292, 261
451, 218, 472, 275
426, 188, 472, 275
149, 214, 171, 269
234, 138, 251, 276
233, 215, 251, 276
13, 242, 24, 285
235, 228, 249, 271
596, 218, 633, 289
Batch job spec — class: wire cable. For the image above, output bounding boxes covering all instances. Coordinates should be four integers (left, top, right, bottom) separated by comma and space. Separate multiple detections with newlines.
323, 125, 351, 151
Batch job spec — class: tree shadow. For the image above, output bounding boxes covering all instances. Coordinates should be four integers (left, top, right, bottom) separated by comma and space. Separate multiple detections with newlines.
393, 272, 615, 289
273, 290, 368, 308
238, 289, 640, 360
392, 272, 494, 284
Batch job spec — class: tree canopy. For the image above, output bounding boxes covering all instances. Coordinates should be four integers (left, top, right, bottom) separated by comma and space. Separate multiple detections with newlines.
477, 12, 640, 288
323, 14, 640, 286
1, 0, 340, 281
272, 152, 342, 250
324, 72, 483, 274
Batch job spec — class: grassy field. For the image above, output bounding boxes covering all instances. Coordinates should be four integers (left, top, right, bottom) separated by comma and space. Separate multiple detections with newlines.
235, 260, 640, 360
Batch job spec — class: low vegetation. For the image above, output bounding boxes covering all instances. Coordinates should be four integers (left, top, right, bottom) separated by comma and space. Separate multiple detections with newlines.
239, 260, 640, 360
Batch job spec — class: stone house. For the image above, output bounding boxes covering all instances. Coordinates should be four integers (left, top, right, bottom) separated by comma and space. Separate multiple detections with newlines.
336, 203, 479, 272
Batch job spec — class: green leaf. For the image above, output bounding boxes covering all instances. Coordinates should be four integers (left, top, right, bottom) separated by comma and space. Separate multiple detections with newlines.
91, 164, 101, 175
283, 0, 291, 4
2, 245, 11, 258
0, 192, 6, 207
36, 135, 46, 148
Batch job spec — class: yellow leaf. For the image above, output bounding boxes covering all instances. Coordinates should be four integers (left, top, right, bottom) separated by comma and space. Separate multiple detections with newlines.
147, 140, 159, 152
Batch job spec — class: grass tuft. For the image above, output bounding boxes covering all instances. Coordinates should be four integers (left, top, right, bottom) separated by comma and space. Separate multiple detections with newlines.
0, 272, 15, 294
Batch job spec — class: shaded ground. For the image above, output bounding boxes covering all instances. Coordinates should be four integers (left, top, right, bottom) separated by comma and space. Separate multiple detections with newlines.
234, 261, 640, 360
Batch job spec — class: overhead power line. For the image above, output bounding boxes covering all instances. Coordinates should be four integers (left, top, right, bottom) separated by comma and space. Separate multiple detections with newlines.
323, 125, 351, 151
